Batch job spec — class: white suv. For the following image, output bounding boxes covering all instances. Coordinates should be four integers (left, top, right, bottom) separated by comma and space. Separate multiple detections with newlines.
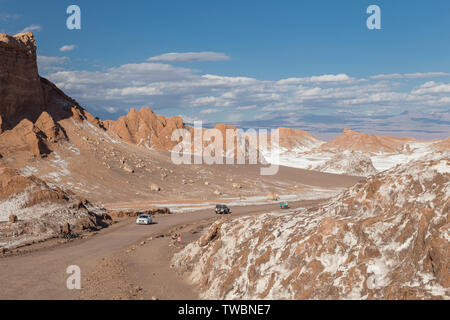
136, 214, 152, 225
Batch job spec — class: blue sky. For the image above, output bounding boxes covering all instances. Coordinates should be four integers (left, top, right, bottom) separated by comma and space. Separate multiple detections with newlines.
1, 0, 449, 139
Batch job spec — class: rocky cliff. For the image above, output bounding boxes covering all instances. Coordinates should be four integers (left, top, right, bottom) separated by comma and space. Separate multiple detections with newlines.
0, 32, 44, 132
0, 32, 102, 157
104, 107, 185, 150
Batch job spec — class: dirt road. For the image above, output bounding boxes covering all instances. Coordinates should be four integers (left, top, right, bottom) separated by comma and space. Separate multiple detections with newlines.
0, 199, 323, 300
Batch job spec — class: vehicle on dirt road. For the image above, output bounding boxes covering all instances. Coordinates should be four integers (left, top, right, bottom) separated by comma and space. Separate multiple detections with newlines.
215, 204, 231, 214
280, 201, 289, 209
136, 214, 152, 225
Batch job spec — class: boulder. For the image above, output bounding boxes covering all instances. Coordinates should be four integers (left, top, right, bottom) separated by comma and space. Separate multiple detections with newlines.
60, 223, 71, 235
199, 219, 226, 247
122, 163, 134, 173
266, 192, 279, 201
8, 214, 18, 223
150, 184, 161, 192
75, 218, 94, 231
34, 111, 67, 142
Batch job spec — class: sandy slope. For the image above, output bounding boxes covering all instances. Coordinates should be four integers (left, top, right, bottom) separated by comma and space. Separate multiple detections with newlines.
1, 115, 361, 208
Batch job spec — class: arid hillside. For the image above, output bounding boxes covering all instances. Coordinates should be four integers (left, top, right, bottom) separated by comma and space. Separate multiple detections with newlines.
320, 128, 419, 153
0, 32, 362, 252
0, 165, 111, 249
173, 153, 449, 299
314, 150, 378, 176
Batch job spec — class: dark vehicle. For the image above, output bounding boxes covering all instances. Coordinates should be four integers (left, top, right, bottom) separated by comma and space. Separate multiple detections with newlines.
215, 204, 231, 214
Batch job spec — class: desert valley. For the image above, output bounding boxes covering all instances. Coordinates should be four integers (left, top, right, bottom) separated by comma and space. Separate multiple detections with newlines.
0, 32, 448, 300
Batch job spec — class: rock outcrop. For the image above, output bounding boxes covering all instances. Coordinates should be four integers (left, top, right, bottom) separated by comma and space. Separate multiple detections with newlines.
0, 32, 44, 132
276, 127, 324, 151
105, 107, 185, 150
173, 154, 450, 299
321, 128, 417, 153
106, 108, 265, 163
201, 123, 261, 161
257, 127, 324, 153
0, 32, 103, 158
314, 150, 378, 177
0, 164, 111, 249
150, 183, 161, 192
266, 192, 279, 201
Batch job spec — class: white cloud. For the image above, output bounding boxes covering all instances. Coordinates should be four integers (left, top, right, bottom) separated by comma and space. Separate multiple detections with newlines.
192, 96, 218, 106
148, 52, 229, 62
236, 105, 257, 110
59, 45, 77, 52
178, 115, 202, 123
278, 74, 355, 85
200, 108, 221, 114
412, 81, 450, 94
370, 72, 450, 80
44, 60, 450, 124
37, 56, 69, 72
18, 25, 42, 33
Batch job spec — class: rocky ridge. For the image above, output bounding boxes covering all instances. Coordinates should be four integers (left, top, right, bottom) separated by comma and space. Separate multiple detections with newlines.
314, 150, 378, 177
0, 164, 111, 249
320, 128, 418, 154
0, 32, 103, 157
173, 154, 450, 299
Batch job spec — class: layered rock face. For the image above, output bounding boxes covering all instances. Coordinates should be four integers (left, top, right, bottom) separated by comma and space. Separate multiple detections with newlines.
0, 33, 45, 131
106, 108, 265, 163
0, 32, 103, 157
104, 107, 185, 150
173, 154, 449, 299
257, 127, 324, 153
321, 128, 417, 153
276, 127, 324, 151
201, 123, 261, 161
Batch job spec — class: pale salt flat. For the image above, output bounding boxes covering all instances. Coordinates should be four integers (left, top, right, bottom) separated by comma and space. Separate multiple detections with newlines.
262, 141, 440, 174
